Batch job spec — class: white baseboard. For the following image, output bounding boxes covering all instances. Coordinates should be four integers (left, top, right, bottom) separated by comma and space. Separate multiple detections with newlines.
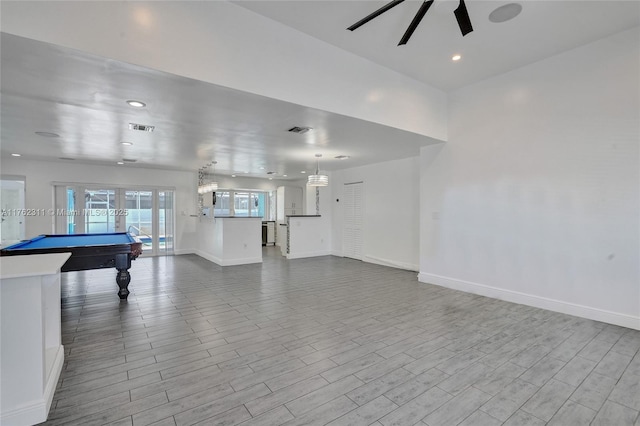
173, 249, 196, 255
287, 250, 332, 260
195, 250, 262, 266
418, 272, 640, 330
363, 255, 419, 272
1, 346, 64, 426
0, 399, 49, 426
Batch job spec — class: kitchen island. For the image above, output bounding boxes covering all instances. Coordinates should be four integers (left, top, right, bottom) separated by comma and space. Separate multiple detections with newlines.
281, 215, 331, 259
197, 216, 262, 266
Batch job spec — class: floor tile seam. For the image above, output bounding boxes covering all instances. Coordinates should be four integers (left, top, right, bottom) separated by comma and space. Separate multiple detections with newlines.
552, 359, 598, 390
333, 394, 397, 425
54, 370, 136, 400
567, 381, 613, 412
502, 407, 546, 425
456, 405, 503, 426
53, 371, 164, 407
549, 399, 597, 423
487, 379, 541, 414
65, 339, 130, 357
592, 346, 635, 377
60, 358, 131, 377
610, 344, 640, 358
605, 393, 640, 413
49, 389, 168, 425
155, 354, 221, 381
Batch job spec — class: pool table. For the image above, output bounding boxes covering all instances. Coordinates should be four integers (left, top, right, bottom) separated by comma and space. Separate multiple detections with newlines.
1, 233, 143, 299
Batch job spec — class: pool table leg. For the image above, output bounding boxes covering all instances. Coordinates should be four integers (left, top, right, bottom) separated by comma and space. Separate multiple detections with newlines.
115, 253, 132, 300
116, 269, 131, 299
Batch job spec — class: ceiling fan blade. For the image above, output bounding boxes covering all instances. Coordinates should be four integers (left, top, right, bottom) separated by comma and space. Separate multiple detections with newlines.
454, 0, 474, 36
398, 0, 434, 46
347, 0, 406, 31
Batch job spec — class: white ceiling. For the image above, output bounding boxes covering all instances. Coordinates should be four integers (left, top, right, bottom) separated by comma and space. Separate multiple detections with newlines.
235, 1, 640, 91
0, 33, 438, 177
1, 1, 638, 177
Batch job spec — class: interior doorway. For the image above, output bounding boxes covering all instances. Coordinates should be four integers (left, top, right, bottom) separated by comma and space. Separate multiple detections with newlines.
0, 177, 26, 246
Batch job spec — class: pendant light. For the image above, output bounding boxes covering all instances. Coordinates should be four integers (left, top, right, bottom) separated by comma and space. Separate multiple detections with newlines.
308, 154, 328, 187
198, 161, 218, 194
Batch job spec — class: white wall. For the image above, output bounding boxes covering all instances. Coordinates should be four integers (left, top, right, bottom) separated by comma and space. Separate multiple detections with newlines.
196, 217, 262, 266
332, 156, 422, 271
287, 216, 332, 260
1, 1, 447, 141
419, 27, 640, 329
0, 158, 198, 253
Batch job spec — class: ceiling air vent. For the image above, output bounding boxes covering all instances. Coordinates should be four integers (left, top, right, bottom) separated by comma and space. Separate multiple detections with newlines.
288, 126, 312, 134
266, 171, 276, 175
128, 123, 155, 132
122, 158, 137, 163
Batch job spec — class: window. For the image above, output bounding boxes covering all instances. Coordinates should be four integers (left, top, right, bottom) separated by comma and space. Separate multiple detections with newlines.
234, 192, 250, 216
213, 191, 231, 216
213, 190, 268, 218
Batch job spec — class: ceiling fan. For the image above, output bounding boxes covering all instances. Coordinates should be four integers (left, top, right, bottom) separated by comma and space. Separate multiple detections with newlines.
347, 0, 473, 46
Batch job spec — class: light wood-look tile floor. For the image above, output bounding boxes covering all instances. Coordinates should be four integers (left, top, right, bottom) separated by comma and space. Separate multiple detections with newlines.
41, 248, 640, 425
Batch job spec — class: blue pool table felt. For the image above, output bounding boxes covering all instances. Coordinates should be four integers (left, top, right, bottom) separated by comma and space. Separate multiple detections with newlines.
4, 233, 135, 250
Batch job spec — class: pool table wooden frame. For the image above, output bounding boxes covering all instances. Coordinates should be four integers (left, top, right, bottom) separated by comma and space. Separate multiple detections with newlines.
1, 233, 143, 299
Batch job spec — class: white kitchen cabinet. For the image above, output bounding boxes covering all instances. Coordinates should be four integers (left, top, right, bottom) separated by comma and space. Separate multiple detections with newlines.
276, 186, 303, 220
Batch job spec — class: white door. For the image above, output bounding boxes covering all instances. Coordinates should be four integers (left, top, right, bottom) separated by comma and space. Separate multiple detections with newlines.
1, 178, 26, 245
343, 182, 363, 260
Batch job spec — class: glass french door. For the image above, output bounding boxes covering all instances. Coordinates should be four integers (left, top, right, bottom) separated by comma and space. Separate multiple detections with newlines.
158, 191, 174, 254
54, 186, 174, 256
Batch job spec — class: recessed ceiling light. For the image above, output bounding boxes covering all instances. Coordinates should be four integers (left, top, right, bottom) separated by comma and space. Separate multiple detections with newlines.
35, 131, 59, 138
121, 141, 133, 146
117, 161, 124, 165
283, 174, 288, 177
335, 155, 350, 160
231, 174, 237, 178
452, 54, 462, 61
244, 171, 249, 174
268, 178, 273, 180
11, 153, 21, 157
126, 100, 146, 108
489, 3, 522, 23
259, 166, 265, 170
301, 171, 306, 174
